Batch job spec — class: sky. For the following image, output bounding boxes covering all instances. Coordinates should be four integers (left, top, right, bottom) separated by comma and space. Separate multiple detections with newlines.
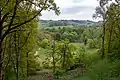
41, 0, 100, 21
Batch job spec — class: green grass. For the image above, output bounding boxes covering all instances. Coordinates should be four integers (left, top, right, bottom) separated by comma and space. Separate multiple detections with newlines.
43, 25, 73, 29
74, 76, 91, 80
52, 25, 73, 28
85, 48, 99, 54
71, 43, 84, 47
40, 24, 49, 28
71, 43, 98, 54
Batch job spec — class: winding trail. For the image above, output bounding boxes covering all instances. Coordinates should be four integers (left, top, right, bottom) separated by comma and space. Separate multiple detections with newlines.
28, 69, 53, 80
28, 69, 90, 80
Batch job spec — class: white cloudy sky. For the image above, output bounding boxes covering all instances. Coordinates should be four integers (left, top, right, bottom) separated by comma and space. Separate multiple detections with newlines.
41, 0, 100, 21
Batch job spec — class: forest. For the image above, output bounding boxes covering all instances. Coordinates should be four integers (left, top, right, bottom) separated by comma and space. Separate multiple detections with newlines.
0, 0, 120, 80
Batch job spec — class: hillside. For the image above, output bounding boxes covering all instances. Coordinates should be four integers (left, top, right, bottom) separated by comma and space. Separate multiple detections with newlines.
40, 20, 101, 27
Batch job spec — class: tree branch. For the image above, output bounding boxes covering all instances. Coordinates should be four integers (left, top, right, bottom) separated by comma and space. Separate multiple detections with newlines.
8, 0, 18, 29
1, 0, 48, 43
1, 0, 10, 11
2, 23, 19, 30
20, 31, 31, 48
9, 29, 27, 34
1, 12, 10, 26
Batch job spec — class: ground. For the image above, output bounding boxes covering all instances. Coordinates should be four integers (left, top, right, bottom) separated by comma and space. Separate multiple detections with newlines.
28, 69, 53, 80
28, 68, 91, 80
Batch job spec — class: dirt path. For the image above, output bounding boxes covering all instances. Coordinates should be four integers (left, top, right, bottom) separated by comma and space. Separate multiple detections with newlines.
28, 68, 87, 80
28, 69, 53, 80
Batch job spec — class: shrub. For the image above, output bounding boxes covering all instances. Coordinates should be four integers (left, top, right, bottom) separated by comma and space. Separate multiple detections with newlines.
87, 59, 120, 80
54, 68, 66, 79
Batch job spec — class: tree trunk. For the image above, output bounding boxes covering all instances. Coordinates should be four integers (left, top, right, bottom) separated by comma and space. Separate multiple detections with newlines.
101, 21, 105, 59
108, 25, 113, 53
52, 40, 55, 74
0, 9, 3, 80
62, 44, 66, 69
0, 37, 3, 80
26, 52, 29, 79
14, 32, 19, 80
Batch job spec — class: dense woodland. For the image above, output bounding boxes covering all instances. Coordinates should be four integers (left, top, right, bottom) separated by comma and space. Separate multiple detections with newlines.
0, 0, 120, 80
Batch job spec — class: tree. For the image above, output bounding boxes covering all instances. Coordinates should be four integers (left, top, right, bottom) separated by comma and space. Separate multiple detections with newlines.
4, 19, 39, 80
105, 3, 120, 60
93, 0, 108, 59
0, 0, 60, 79
97, 0, 120, 59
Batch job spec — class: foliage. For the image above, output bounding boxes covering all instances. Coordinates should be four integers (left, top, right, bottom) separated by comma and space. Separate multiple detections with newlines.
104, 3, 120, 60
43, 26, 101, 45
0, 0, 60, 80
3, 20, 39, 80
87, 60, 120, 80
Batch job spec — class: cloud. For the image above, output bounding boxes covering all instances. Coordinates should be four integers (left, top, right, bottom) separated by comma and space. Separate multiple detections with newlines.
61, 6, 95, 14
40, 0, 99, 21
72, 0, 84, 3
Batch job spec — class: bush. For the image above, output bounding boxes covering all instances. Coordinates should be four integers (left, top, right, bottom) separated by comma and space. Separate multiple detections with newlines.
87, 59, 120, 80
111, 60, 120, 78
84, 53, 101, 68
87, 39, 100, 49
40, 39, 51, 48
54, 68, 66, 79
42, 60, 50, 69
